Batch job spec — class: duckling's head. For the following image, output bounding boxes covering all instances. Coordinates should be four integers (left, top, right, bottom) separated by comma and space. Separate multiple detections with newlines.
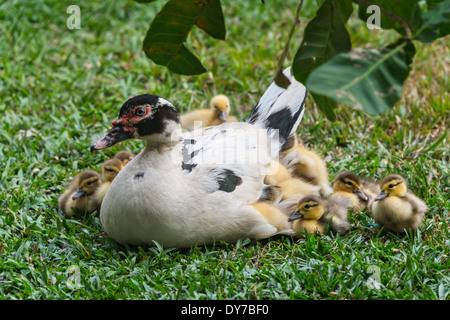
72, 171, 102, 200
375, 174, 407, 201
333, 171, 368, 201
289, 195, 324, 222
102, 158, 123, 182
210, 94, 230, 122
114, 150, 134, 166
91, 94, 181, 151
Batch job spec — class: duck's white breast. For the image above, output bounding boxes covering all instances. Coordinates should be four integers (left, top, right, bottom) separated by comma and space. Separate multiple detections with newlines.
99, 144, 271, 247
100, 147, 189, 246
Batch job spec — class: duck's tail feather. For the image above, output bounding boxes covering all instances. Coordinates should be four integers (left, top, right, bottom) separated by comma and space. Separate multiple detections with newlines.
246, 66, 307, 155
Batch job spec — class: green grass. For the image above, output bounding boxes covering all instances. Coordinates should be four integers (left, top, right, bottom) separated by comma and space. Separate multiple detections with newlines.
0, 0, 449, 301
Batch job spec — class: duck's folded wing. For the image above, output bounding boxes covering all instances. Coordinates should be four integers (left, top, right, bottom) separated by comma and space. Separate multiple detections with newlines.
181, 122, 271, 202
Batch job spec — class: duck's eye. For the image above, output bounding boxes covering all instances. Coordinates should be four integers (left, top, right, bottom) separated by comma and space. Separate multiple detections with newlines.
106, 168, 115, 173
214, 105, 218, 109
304, 204, 311, 209
86, 181, 93, 186
135, 108, 146, 116
388, 184, 394, 188
346, 181, 353, 186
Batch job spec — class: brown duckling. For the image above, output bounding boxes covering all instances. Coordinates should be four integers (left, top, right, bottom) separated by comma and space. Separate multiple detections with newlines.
114, 150, 134, 166
331, 171, 369, 212
58, 170, 102, 217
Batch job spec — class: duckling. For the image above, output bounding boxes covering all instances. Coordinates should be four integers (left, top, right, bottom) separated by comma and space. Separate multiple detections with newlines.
251, 202, 295, 236
330, 171, 369, 212
277, 178, 321, 202
372, 174, 428, 233
264, 160, 321, 202
180, 94, 237, 131
264, 160, 292, 186
282, 144, 333, 197
58, 170, 102, 217
94, 158, 124, 206
114, 150, 134, 166
288, 195, 351, 236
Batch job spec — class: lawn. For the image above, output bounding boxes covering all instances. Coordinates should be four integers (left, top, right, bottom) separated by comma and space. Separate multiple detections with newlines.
0, 0, 449, 303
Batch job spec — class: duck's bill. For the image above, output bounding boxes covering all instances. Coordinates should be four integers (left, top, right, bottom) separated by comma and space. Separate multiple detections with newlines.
374, 191, 389, 201
288, 210, 303, 222
91, 125, 134, 152
72, 188, 86, 200
354, 189, 369, 201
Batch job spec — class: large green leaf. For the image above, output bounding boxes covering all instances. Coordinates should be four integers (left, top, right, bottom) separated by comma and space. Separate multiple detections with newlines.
293, 0, 352, 83
415, 0, 450, 42
306, 41, 416, 115
143, 0, 225, 75
292, 0, 352, 120
356, 0, 423, 37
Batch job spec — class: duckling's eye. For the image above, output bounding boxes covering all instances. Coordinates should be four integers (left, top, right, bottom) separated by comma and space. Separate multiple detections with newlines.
106, 168, 115, 173
86, 181, 93, 186
214, 105, 218, 109
304, 204, 311, 209
345, 181, 353, 186
135, 108, 146, 116
388, 184, 394, 188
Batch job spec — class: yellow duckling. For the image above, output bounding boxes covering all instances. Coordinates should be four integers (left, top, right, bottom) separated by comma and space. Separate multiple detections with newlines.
288, 195, 351, 236
281, 144, 333, 197
251, 202, 295, 236
262, 160, 321, 216
264, 160, 292, 186
277, 178, 321, 201
330, 171, 369, 212
114, 150, 134, 166
264, 160, 321, 202
289, 196, 326, 235
372, 174, 428, 233
58, 170, 102, 217
94, 158, 124, 207
180, 94, 237, 131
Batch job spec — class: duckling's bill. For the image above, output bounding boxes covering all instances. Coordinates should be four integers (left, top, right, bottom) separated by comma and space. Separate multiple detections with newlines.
354, 189, 369, 201
374, 190, 388, 201
289, 210, 303, 221
72, 188, 86, 200
218, 111, 227, 121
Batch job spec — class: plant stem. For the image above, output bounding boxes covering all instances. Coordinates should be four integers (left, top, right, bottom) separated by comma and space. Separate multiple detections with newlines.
274, 0, 304, 88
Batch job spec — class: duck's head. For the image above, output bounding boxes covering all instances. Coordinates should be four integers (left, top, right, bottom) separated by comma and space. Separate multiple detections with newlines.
72, 171, 102, 200
333, 171, 368, 201
91, 94, 181, 151
113, 150, 134, 166
375, 174, 407, 201
289, 195, 324, 222
101, 158, 123, 182
210, 94, 230, 122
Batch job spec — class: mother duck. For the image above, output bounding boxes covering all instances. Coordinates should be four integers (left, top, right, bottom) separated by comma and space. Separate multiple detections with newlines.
91, 67, 307, 248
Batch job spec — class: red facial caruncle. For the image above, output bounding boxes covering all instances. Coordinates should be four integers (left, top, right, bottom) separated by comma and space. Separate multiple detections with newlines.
112, 105, 152, 127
